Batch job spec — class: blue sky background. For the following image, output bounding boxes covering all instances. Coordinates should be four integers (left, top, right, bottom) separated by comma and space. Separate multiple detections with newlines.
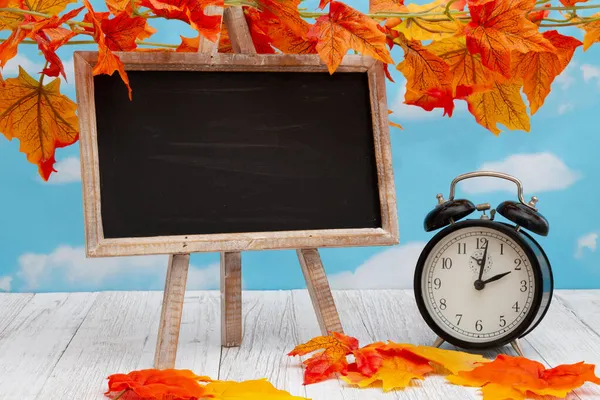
0, 0, 599, 293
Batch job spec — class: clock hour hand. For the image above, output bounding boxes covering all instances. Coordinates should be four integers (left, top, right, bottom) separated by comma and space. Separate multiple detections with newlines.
482, 271, 512, 284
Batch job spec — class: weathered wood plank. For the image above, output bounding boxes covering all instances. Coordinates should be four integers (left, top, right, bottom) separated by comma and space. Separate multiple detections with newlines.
138, 291, 221, 375
0, 293, 97, 400
221, 252, 243, 347
219, 291, 305, 398
297, 249, 343, 335
0, 293, 34, 336
154, 254, 190, 369
35, 292, 162, 400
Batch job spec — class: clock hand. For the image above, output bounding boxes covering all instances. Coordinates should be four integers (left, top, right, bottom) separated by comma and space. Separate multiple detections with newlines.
478, 241, 489, 281
482, 271, 512, 284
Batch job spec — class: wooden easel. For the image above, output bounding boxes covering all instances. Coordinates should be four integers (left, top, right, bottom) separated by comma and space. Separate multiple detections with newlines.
153, 6, 343, 369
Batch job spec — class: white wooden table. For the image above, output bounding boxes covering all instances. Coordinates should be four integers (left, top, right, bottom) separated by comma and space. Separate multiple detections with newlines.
0, 289, 599, 399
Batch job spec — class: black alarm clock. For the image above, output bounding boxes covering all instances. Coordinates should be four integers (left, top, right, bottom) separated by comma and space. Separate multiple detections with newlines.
413, 171, 553, 356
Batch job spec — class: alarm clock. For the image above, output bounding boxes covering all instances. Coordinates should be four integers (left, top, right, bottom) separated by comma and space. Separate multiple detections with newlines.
413, 171, 553, 356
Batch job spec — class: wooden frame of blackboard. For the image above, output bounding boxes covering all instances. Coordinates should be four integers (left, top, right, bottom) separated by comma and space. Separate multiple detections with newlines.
73, 51, 399, 258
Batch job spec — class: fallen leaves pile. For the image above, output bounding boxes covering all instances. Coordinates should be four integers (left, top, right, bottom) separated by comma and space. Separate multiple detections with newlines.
104, 332, 600, 399
287, 332, 600, 399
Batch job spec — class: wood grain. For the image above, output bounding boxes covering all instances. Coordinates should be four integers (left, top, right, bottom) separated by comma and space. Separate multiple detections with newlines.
198, 5, 224, 54
221, 252, 243, 347
223, 7, 257, 54
0, 293, 33, 336
297, 249, 343, 335
154, 254, 190, 369
0, 293, 97, 400
73, 51, 398, 258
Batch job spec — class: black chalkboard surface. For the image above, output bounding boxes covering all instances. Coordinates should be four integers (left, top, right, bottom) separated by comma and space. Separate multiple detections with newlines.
94, 70, 382, 239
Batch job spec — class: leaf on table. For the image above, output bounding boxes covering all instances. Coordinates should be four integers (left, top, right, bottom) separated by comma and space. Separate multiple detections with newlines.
0, 67, 78, 181
105, 368, 212, 399
307, 1, 393, 74
202, 379, 309, 399
393, 0, 465, 41
466, 78, 529, 135
83, 0, 132, 99
397, 343, 489, 375
464, 0, 555, 78
447, 354, 600, 399
288, 331, 359, 384
511, 30, 581, 114
577, 12, 600, 51
140, 0, 223, 42
342, 348, 434, 392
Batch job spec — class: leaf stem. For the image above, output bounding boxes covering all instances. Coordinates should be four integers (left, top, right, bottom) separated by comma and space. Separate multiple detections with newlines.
0, 38, 179, 48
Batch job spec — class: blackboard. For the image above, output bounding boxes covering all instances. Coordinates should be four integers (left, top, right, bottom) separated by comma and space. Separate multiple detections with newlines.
74, 52, 397, 256
95, 70, 380, 238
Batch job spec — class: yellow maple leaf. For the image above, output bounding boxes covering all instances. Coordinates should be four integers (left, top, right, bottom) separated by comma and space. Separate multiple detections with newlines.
394, 0, 464, 41
0, 67, 79, 180
28, 0, 77, 15
466, 79, 529, 135
401, 344, 489, 375
577, 12, 600, 51
0, 0, 26, 31
203, 379, 309, 399
481, 383, 525, 400
342, 352, 434, 392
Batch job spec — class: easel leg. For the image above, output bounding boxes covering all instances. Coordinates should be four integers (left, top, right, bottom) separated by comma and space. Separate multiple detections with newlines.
297, 248, 344, 335
221, 251, 242, 347
154, 253, 190, 369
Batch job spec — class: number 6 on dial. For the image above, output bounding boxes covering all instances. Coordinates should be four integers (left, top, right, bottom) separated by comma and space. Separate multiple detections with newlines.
413, 171, 553, 356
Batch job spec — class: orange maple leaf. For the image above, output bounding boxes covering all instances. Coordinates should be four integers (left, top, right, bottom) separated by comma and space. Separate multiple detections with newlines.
464, 0, 555, 78
578, 12, 600, 51
447, 354, 600, 399
0, 67, 78, 180
288, 332, 359, 384
83, 0, 132, 99
512, 30, 581, 114
105, 368, 212, 399
101, 12, 156, 51
308, 1, 393, 74
343, 348, 434, 392
255, 0, 306, 38
140, 0, 223, 42
369, 0, 405, 13
528, 3, 550, 26
560, 0, 588, 5
466, 78, 529, 135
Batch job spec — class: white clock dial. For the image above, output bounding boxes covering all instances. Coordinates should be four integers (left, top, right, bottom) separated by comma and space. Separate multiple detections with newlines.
420, 226, 535, 344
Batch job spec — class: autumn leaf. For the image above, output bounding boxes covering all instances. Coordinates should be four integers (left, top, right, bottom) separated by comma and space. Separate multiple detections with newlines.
388, 110, 403, 130
466, 78, 529, 135
396, 33, 451, 95
369, 0, 404, 13
255, 0, 306, 38
528, 3, 550, 26
105, 368, 212, 399
243, 7, 277, 54
512, 30, 581, 114
288, 332, 359, 384
464, 0, 555, 78
0, 0, 26, 31
427, 36, 496, 93
343, 348, 434, 392
101, 12, 156, 51
393, 0, 465, 41
447, 354, 600, 399
203, 379, 308, 399
23, 0, 78, 15
578, 12, 600, 51
140, 0, 223, 42
560, 0, 588, 5
308, 1, 393, 74
0, 67, 78, 180
83, 0, 132, 99
399, 343, 489, 375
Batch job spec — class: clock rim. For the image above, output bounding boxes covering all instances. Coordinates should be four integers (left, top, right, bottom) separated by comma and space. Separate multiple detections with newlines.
413, 219, 544, 350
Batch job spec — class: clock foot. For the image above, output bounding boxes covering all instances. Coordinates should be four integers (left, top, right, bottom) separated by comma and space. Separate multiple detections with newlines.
432, 336, 445, 348
510, 339, 524, 357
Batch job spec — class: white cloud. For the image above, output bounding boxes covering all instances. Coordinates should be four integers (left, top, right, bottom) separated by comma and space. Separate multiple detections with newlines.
558, 103, 574, 115
0, 276, 12, 292
556, 62, 577, 90
581, 64, 600, 87
575, 232, 598, 259
389, 79, 461, 121
460, 153, 581, 195
329, 242, 426, 289
1, 54, 45, 78
16, 245, 225, 292
45, 156, 81, 184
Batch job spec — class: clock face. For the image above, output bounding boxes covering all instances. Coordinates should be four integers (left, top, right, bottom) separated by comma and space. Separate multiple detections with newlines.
419, 225, 536, 344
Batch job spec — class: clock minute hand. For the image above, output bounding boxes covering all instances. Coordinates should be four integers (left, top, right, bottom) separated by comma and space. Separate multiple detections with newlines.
478, 241, 489, 281
482, 271, 512, 284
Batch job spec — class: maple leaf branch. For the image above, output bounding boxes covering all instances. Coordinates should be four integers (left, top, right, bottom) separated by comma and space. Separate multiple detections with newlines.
0, 38, 180, 48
